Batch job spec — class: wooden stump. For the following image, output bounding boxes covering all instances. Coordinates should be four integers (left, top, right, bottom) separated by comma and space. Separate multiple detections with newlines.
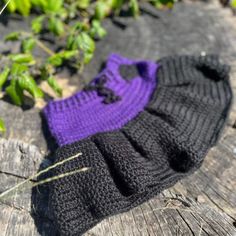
0, 1, 236, 235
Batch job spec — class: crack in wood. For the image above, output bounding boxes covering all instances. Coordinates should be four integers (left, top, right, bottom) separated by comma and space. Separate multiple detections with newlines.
176, 209, 196, 236
0, 200, 31, 214
0, 170, 36, 182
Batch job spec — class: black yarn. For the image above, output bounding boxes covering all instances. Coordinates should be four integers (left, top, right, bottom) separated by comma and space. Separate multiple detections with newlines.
49, 55, 232, 236
84, 74, 121, 104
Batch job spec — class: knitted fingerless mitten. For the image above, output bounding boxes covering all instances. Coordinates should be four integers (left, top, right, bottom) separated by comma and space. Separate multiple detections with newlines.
49, 55, 232, 236
44, 53, 158, 146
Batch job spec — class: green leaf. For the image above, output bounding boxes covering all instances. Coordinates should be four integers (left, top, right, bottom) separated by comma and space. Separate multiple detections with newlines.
31, 0, 47, 9
21, 38, 36, 53
44, 0, 63, 13
66, 34, 75, 50
94, 1, 111, 20
130, 0, 139, 17
47, 54, 63, 66
83, 51, 93, 64
111, 0, 124, 9
231, 0, 236, 8
0, 67, 10, 90
11, 63, 28, 75
110, 0, 124, 14
31, 16, 45, 34
14, 0, 31, 16
6, 79, 24, 106
18, 73, 44, 98
47, 76, 62, 97
9, 54, 35, 65
74, 33, 95, 63
90, 20, 107, 39
47, 50, 78, 66
0, 118, 6, 133
48, 16, 64, 36
77, 32, 95, 53
60, 50, 78, 59
40, 65, 49, 80
5, 0, 16, 13
72, 21, 89, 31
4, 32, 21, 41
57, 8, 68, 20
77, 0, 90, 9
152, 0, 175, 9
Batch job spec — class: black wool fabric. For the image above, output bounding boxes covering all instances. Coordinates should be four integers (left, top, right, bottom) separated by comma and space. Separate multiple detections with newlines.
49, 55, 232, 236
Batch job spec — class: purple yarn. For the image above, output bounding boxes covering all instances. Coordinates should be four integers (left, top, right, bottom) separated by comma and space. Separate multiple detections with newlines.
43, 53, 159, 146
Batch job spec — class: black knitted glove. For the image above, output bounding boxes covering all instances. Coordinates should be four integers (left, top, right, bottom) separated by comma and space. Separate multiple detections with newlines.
49, 55, 232, 236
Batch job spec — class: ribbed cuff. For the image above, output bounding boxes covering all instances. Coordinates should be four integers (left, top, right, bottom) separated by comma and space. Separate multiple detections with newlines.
156, 55, 230, 86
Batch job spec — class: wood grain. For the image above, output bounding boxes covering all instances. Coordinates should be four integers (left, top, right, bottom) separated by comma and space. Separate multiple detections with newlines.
0, 1, 235, 235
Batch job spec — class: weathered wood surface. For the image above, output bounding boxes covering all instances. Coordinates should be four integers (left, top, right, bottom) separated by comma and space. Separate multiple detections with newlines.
0, 1, 236, 235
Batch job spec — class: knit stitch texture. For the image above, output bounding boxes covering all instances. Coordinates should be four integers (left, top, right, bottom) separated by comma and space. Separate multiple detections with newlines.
49, 55, 232, 236
44, 53, 158, 146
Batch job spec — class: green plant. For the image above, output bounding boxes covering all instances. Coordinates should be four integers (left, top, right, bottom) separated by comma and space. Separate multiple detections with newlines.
0, 118, 6, 133
0, 0, 175, 132
151, 0, 175, 9
231, 0, 236, 8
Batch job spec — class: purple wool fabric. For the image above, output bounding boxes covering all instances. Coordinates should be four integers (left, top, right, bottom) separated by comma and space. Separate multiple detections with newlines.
43, 53, 159, 146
